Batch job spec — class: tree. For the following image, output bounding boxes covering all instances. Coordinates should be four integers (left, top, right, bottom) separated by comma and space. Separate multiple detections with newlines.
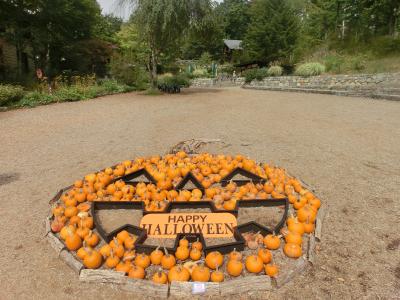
1, 0, 110, 83
216, 0, 250, 40
244, 0, 299, 64
119, 0, 213, 88
181, 1, 224, 60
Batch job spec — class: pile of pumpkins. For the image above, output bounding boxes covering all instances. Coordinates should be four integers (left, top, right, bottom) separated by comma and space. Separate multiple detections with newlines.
50, 152, 321, 283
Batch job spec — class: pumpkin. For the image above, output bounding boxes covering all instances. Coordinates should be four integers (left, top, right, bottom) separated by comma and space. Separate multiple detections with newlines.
263, 234, 281, 250
161, 249, 176, 270
303, 219, 315, 233
60, 225, 76, 240
211, 269, 224, 282
245, 255, 263, 273
168, 265, 190, 282
79, 217, 94, 229
128, 265, 145, 279
257, 248, 272, 264
110, 238, 125, 258
105, 251, 120, 268
100, 244, 112, 257
228, 248, 242, 261
76, 226, 90, 239
115, 262, 132, 274
52, 206, 64, 217
308, 197, 321, 209
283, 243, 302, 258
150, 247, 164, 265
77, 245, 89, 260
285, 232, 302, 245
152, 269, 168, 284
189, 248, 202, 261
135, 253, 151, 269
192, 239, 203, 251
191, 265, 211, 282
288, 221, 305, 235
124, 236, 136, 249
175, 245, 190, 261
65, 231, 82, 251
226, 259, 243, 277
51, 217, 65, 233
265, 264, 279, 277
297, 205, 317, 223
205, 251, 223, 270
116, 230, 130, 243
83, 249, 103, 269
64, 206, 78, 218
293, 197, 307, 210
84, 231, 99, 247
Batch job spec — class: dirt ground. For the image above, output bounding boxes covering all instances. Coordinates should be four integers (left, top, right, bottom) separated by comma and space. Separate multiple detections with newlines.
0, 87, 399, 299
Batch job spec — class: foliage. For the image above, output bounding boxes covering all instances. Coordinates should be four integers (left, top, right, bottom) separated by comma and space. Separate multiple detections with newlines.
181, 3, 225, 59
216, 0, 250, 40
267, 65, 283, 76
243, 68, 268, 83
158, 73, 191, 88
294, 63, 326, 76
0, 0, 117, 82
193, 68, 209, 78
244, 0, 299, 65
157, 73, 191, 93
121, 0, 215, 88
11, 80, 134, 108
198, 52, 213, 67
0, 84, 26, 106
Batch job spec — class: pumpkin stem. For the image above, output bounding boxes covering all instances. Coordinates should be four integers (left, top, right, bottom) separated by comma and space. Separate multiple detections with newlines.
164, 247, 169, 256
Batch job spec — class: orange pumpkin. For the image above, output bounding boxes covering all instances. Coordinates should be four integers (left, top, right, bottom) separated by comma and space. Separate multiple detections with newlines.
257, 248, 272, 264
283, 243, 302, 258
152, 269, 168, 284
263, 234, 281, 250
210, 269, 224, 282
83, 249, 103, 269
205, 251, 223, 270
265, 264, 279, 277
150, 247, 164, 265
191, 265, 211, 282
128, 265, 145, 279
245, 255, 263, 273
167, 265, 190, 282
226, 259, 243, 277
135, 253, 151, 269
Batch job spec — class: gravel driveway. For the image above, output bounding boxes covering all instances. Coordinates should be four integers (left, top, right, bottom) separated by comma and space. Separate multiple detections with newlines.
0, 87, 399, 299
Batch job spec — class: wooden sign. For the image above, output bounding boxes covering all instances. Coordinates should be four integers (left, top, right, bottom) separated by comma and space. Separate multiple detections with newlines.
140, 213, 237, 238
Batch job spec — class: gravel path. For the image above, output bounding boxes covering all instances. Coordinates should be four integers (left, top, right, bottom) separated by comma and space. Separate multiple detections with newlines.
0, 87, 399, 299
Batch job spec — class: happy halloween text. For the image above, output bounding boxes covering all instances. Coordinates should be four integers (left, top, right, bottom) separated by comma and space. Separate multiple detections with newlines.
139, 213, 237, 238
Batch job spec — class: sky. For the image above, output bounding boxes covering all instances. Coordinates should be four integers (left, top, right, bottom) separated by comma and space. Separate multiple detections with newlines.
97, 0, 223, 20
97, 0, 131, 19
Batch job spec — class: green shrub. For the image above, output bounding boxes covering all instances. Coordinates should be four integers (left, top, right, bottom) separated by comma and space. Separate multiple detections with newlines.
193, 68, 209, 78
324, 55, 344, 73
0, 84, 25, 106
370, 36, 400, 56
348, 56, 366, 72
243, 68, 268, 83
11, 80, 133, 108
157, 73, 191, 92
295, 62, 326, 76
267, 65, 283, 76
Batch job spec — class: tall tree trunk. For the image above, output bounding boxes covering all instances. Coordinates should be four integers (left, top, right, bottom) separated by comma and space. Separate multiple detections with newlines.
150, 48, 157, 89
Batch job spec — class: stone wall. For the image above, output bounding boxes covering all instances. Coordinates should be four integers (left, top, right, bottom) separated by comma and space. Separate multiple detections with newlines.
247, 73, 400, 91
191, 73, 400, 100
191, 77, 245, 87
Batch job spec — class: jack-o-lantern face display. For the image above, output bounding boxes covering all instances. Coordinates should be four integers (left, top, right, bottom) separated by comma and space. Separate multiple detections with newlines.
48, 151, 321, 285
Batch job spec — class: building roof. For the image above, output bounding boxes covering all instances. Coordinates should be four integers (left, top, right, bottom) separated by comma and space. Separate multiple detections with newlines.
223, 39, 243, 50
